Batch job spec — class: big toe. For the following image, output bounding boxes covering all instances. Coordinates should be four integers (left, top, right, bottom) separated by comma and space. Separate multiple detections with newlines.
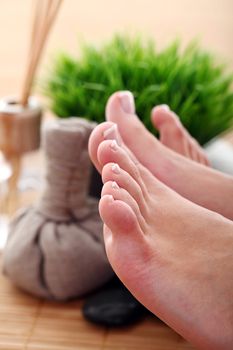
151, 105, 210, 166
151, 105, 178, 128
106, 90, 136, 119
151, 105, 188, 156
106, 91, 158, 162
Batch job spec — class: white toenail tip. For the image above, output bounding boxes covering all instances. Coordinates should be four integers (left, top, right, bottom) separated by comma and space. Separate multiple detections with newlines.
118, 91, 135, 114
111, 181, 120, 189
110, 140, 118, 150
160, 104, 170, 111
103, 124, 118, 138
112, 164, 121, 174
107, 194, 114, 201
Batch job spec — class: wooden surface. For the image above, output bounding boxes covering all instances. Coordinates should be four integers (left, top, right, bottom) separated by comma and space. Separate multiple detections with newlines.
0, 256, 195, 350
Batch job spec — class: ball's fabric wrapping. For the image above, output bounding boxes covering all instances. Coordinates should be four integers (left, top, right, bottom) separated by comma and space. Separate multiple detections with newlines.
3, 118, 113, 300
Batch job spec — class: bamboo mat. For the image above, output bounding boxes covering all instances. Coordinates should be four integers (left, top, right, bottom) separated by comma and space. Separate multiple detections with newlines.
0, 260, 195, 350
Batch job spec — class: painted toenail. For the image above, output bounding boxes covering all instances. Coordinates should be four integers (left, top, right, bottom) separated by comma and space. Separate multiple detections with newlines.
112, 163, 121, 174
111, 181, 120, 189
160, 104, 170, 111
103, 124, 121, 144
118, 91, 135, 114
110, 140, 118, 151
106, 194, 114, 202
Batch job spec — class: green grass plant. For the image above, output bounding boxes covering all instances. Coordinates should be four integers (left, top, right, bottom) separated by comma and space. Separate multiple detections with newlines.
43, 34, 233, 144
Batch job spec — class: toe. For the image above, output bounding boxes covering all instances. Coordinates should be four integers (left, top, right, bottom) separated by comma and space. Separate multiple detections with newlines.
97, 139, 157, 198
191, 139, 210, 166
152, 105, 210, 166
188, 139, 201, 163
151, 104, 176, 128
99, 193, 145, 239
97, 140, 141, 180
203, 154, 210, 166
187, 137, 210, 166
101, 208, 146, 276
106, 91, 157, 162
101, 181, 147, 232
151, 106, 188, 156
102, 162, 149, 218
106, 91, 136, 119
88, 121, 118, 173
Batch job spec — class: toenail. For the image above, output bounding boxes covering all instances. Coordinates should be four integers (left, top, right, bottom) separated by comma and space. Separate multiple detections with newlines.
111, 181, 120, 189
160, 104, 170, 111
112, 163, 121, 174
110, 140, 118, 151
106, 194, 114, 202
118, 91, 135, 114
103, 124, 121, 144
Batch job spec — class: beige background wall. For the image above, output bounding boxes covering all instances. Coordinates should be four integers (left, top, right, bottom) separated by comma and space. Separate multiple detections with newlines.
0, 0, 232, 96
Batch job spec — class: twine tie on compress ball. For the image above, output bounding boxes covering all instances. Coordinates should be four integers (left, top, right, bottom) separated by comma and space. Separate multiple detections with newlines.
38, 118, 97, 221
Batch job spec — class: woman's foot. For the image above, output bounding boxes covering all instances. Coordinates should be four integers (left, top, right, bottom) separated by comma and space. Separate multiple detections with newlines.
103, 91, 233, 220
89, 124, 233, 350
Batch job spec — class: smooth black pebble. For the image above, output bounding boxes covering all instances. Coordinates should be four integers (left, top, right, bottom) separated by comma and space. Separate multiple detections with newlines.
83, 279, 146, 327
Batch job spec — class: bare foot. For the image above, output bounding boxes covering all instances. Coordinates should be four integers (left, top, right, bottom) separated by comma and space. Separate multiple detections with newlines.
104, 91, 233, 220
151, 105, 209, 165
89, 124, 233, 350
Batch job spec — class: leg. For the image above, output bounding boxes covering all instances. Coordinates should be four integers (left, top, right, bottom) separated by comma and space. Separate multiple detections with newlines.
103, 91, 233, 220
89, 124, 233, 349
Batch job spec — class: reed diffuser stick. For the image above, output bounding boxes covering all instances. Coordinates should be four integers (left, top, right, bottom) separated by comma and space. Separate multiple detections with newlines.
21, 0, 63, 107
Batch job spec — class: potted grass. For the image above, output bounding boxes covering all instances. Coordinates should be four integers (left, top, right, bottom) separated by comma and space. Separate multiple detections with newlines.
43, 34, 233, 194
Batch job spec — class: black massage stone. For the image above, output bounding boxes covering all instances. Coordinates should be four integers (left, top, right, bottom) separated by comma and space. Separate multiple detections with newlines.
82, 278, 146, 327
